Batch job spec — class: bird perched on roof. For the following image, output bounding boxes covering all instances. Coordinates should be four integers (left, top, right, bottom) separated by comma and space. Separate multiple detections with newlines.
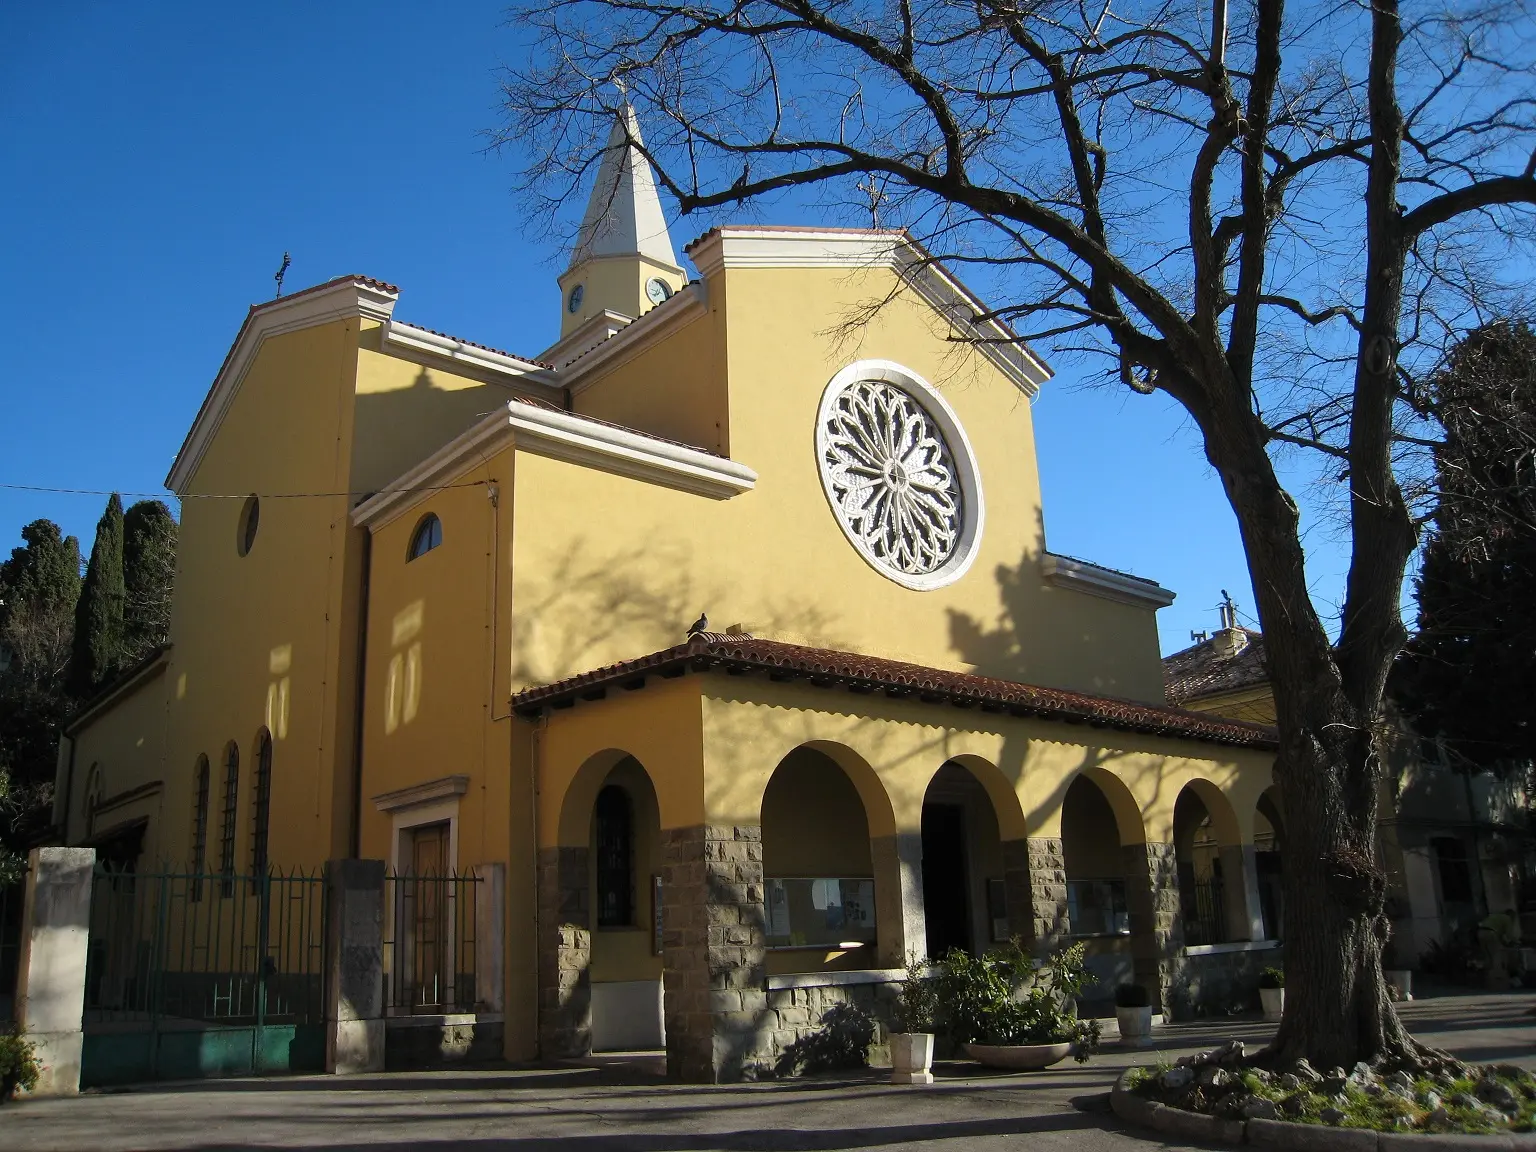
686, 612, 709, 637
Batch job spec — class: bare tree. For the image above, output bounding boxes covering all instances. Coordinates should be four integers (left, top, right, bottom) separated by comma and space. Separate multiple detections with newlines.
497, 0, 1536, 1069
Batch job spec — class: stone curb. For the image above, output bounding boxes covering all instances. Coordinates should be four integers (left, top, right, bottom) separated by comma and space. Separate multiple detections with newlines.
1109, 1069, 1536, 1152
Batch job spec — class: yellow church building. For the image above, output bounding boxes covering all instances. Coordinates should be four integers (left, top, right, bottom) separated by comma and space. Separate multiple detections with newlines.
55, 110, 1281, 1081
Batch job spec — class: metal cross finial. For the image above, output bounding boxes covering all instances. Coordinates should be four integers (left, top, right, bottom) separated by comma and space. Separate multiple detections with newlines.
856, 175, 889, 228
274, 251, 291, 299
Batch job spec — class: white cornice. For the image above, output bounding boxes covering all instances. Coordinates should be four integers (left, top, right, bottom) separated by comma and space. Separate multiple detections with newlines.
383, 321, 559, 387
166, 278, 400, 493
1041, 552, 1175, 609
351, 395, 756, 529
683, 228, 1051, 398
372, 774, 469, 813
537, 308, 634, 369
558, 284, 708, 397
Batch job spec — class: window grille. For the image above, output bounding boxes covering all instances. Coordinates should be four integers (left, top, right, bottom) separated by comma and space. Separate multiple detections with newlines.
250, 731, 273, 886
594, 785, 634, 927
219, 743, 239, 897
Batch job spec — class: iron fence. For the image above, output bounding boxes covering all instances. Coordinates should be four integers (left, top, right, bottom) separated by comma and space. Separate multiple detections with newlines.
84, 866, 327, 1027
1182, 874, 1228, 946
384, 870, 480, 1015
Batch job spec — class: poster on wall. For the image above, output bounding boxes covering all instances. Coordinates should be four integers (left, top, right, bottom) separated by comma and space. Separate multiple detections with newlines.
766, 879, 792, 939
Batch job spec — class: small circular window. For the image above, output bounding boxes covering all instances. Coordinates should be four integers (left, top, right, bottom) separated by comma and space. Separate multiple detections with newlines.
237, 495, 260, 557
407, 513, 443, 561
814, 360, 984, 590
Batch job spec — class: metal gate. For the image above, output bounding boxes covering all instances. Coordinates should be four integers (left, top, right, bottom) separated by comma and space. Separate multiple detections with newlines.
81, 867, 326, 1087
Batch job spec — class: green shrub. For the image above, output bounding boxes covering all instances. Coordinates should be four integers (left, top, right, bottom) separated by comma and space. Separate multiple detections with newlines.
932, 939, 1101, 1061
1259, 966, 1284, 989
1115, 982, 1150, 1008
892, 954, 937, 1034
0, 1027, 40, 1101
774, 1003, 875, 1077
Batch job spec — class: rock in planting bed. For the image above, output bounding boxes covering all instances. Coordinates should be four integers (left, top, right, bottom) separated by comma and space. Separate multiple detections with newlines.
1111, 1040, 1536, 1150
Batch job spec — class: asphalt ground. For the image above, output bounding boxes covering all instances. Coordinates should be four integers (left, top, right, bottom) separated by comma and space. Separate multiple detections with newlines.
2, 990, 1532, 1152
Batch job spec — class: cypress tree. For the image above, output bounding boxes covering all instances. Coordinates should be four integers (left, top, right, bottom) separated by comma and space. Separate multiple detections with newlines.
122, 499, 177, 661
67, 493, 127, 698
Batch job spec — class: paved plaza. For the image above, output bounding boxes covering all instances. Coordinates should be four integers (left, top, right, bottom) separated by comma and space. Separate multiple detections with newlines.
2, 991, 1532, 1152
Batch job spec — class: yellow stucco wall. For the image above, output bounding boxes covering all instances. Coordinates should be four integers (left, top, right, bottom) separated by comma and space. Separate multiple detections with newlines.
158, 319, 366, 871
63, 665, 171, 856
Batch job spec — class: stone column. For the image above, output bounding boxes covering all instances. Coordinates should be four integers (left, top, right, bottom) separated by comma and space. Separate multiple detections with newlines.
536, 846, 591, 1059
1122, 842, 1183, 1015
660, 825, 769, 1083
474, 862, 506, 1012
324, 858, 386, 1075
1219, 844, 1265, 942
870, 832, 925, 967
1022, 837, 1069, 953
15, 846, 95, 1097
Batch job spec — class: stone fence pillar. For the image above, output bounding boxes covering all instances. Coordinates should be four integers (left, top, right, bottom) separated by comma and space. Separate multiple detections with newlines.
1123, 841, 1183, 1014
15, 846, 95, 1097
324, 858, 386, 1074
474, 863, 506, 1013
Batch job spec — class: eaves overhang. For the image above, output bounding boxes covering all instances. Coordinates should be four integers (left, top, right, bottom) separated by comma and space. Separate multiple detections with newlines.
512, 633, 1279, 751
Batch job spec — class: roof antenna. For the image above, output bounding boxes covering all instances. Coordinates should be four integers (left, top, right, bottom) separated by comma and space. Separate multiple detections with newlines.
1219, 589, 1237, 630
274, 251, 291, 299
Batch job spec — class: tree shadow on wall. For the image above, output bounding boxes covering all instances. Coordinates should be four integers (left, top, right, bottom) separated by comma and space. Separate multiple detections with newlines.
772, 1003, 876, 1078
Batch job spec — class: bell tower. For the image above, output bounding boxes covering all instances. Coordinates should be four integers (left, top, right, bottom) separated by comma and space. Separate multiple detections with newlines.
557, 106, 687, 339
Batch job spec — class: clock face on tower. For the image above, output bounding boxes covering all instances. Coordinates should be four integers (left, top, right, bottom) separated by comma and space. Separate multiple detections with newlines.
645, 277, 673, 305
567, 284, 585, 314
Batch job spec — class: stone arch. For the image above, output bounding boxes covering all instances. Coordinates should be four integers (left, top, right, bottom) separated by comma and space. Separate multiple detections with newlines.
1174, 777, 1243, 849
1073, 766, 1148, 845
939, 753, 1029, 841
787, 739, 898, 839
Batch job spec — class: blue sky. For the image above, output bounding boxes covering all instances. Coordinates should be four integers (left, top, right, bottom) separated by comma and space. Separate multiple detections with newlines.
0, 2, 1356, 655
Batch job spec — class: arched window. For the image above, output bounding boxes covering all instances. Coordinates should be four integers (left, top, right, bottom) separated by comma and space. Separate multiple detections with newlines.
594, 785, 634, 927
237, 495, 260, 557
250, 730, 273, 882
408, 513, 443, 561
219, 742, 240, 895
83, 763, 104, 836
190, 755, 211, 901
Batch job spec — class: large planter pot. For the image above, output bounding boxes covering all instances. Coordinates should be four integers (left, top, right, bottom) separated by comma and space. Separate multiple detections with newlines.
1384, 969, 1413, 1001
1259, 986, 1284, 1021
964, 1042, 1073, 1071
889, 1032, 935, 1085
1115, 1005, 1155, 1048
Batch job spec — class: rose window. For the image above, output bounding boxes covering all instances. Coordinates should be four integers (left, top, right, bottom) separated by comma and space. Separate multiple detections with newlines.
817, 377, 966, 577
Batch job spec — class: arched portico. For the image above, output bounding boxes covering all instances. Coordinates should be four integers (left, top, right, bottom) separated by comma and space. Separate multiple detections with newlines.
1255, 786, 1284, 940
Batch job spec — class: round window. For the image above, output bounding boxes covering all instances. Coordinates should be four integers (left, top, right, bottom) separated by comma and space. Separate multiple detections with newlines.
814, 361, 984, 590
237, 494, 260, 557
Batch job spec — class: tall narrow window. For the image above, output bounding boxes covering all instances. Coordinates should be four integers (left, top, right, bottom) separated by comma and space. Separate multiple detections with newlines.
408, 513, 443, 561
190, 755, 210, 899
594, 785, 634, 927
219, 742, 240, 896
249, 730, 273, 884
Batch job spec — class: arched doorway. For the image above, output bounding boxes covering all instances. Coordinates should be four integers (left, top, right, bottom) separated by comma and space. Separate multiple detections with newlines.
1172, 781, 1245, 945
1255, 787, 1284, 940
587, 757, 664, 1050
919, 761, 1005, 958
1060, 772, 1144, 1005
760, 746, 881, 972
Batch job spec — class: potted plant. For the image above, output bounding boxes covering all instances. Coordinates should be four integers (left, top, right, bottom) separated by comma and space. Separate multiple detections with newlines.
933, 940, 1101, 1071
0, 1027, 40, 1103
1114, 982, 1154, 1048
888, 954, 938, 1085
1258, 966, 1284, 1020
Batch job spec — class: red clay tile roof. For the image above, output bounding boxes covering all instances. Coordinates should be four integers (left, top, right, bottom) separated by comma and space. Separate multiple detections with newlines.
1162, 629, 1270, 705
514, 634, 1277, 749
401, 323, 554, 370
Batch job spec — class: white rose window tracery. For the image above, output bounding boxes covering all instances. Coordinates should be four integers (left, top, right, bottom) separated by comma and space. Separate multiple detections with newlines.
819, 377, 965, 576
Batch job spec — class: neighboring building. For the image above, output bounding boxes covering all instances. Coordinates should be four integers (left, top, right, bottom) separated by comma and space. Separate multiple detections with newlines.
1164, 609, 1533, 979
57, 109, 1284, 1081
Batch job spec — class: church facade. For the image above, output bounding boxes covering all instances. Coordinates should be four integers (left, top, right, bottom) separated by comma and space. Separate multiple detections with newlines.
56, 112, 1280, 1081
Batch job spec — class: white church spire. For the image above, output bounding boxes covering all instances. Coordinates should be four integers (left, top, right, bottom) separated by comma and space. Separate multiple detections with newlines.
557, 105, 686, 340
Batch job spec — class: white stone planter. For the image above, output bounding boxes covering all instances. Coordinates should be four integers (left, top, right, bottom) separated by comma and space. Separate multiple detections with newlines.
1384, 969, 1413, 1001
889, 1032, 935, 1085
1259, 986, 1284, 1021
1116, 1005, 1155, 1048
964, 1041, 1073, 1071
